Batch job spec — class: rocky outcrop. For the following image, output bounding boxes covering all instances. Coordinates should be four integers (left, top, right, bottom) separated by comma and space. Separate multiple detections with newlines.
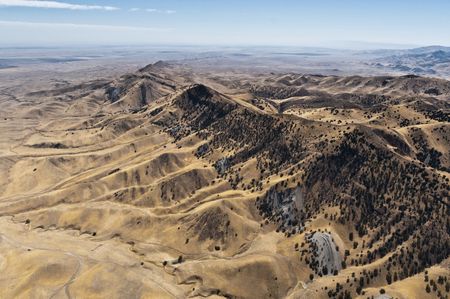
214, 157, 231, 175
307, 232, 342, 276
257, 186, 304, 234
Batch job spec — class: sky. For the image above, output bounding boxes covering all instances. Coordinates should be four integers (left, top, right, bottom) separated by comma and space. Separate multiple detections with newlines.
0, 0, 449, 48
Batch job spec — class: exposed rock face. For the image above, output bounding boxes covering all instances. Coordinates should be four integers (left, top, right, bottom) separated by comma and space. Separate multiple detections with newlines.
105, 86, 123, 102
307, 232, 342, 276
214, 157, 231, 175
257, 186, 304, 233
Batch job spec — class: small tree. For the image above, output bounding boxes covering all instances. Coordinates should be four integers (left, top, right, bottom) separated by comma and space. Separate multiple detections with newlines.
356, 286, 362, 295
386, 272, 392, 285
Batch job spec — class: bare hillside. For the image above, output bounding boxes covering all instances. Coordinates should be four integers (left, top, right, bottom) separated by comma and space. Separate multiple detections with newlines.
0, 62, 449, 299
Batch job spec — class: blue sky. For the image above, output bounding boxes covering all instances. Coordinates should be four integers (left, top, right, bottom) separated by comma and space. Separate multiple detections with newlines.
0, 0, 449, 48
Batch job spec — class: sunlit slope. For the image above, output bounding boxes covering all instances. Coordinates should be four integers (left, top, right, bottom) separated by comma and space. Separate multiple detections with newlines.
0, 63, 448, 299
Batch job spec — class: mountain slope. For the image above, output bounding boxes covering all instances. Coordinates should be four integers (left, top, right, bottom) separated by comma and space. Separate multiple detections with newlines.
0, 62, 449, 299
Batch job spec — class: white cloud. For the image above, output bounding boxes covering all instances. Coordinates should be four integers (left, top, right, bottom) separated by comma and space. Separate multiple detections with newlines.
129, 7, 140, 12
145, 8, 176, 14
0, 0, 118, 11
0, 20, 171, 31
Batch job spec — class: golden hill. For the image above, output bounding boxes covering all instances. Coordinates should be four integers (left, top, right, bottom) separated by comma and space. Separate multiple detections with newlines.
0, 62, 449, 299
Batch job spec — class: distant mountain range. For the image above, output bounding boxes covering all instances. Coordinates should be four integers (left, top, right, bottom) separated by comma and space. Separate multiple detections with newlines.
371, 46, 450, 77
